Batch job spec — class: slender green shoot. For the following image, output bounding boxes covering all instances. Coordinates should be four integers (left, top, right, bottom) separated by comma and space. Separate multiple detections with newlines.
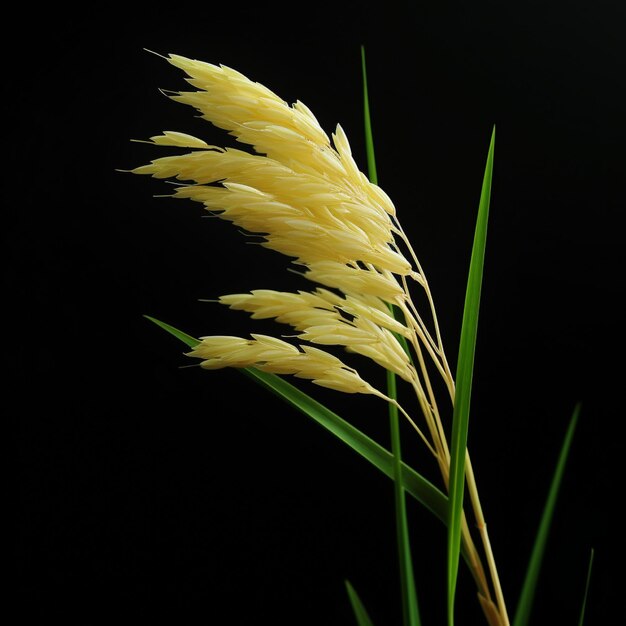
388, 370, 421, 626
144, 314, 199, 348
361, 45, 378, 187
447, 126, 495, 626
578, 548, 594, 626
362, 44, 420, 626
345, 580, 376, 626
512, 403, 581, 626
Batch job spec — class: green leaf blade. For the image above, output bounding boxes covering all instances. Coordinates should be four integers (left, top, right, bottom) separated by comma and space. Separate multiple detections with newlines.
578, 547, 594, 626
512, 403, 581, 626
143, 316, 450, 524
361, 45, 377, 186
345, 580, 376, 626
242, 366, 447, 525
144, 315, 199, 349
447, 126, 496, 626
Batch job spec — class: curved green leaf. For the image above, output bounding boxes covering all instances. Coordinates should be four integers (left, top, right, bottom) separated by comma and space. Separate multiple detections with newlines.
578, 547, 594, 626
512, 403, 581, 626
144, 315, 449, 525
345, 580, 376, 626
144, 315, 200, 348
241, 365, 447, 523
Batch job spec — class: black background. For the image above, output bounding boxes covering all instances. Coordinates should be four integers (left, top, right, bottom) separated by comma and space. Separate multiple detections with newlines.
8, 2, 624, 624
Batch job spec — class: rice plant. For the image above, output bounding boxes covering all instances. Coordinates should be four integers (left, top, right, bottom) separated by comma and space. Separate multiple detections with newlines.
127, 49, 585, 626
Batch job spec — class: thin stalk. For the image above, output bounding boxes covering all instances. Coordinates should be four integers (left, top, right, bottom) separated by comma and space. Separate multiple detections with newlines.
395, 220, 454, 383
362, 44, 420, 626
399, 298, 452, 389
399, 234, 505, 626
397, 224, 500, 623
578, 548, 594, 626
403, 314, 451, 461
400, 289, 445, 357
405, 342, 449, 465
392, 301, 494, 619
465, 453, 510, 626
408, 379, 444, 461
409, 381, 493, 610
389, 371, 421, 626
395, 401, 439, 458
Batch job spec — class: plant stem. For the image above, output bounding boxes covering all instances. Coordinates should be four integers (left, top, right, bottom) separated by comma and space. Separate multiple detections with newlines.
402, 295, 507, 626
388, 369, 421, 626
465, 453, 511, 626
